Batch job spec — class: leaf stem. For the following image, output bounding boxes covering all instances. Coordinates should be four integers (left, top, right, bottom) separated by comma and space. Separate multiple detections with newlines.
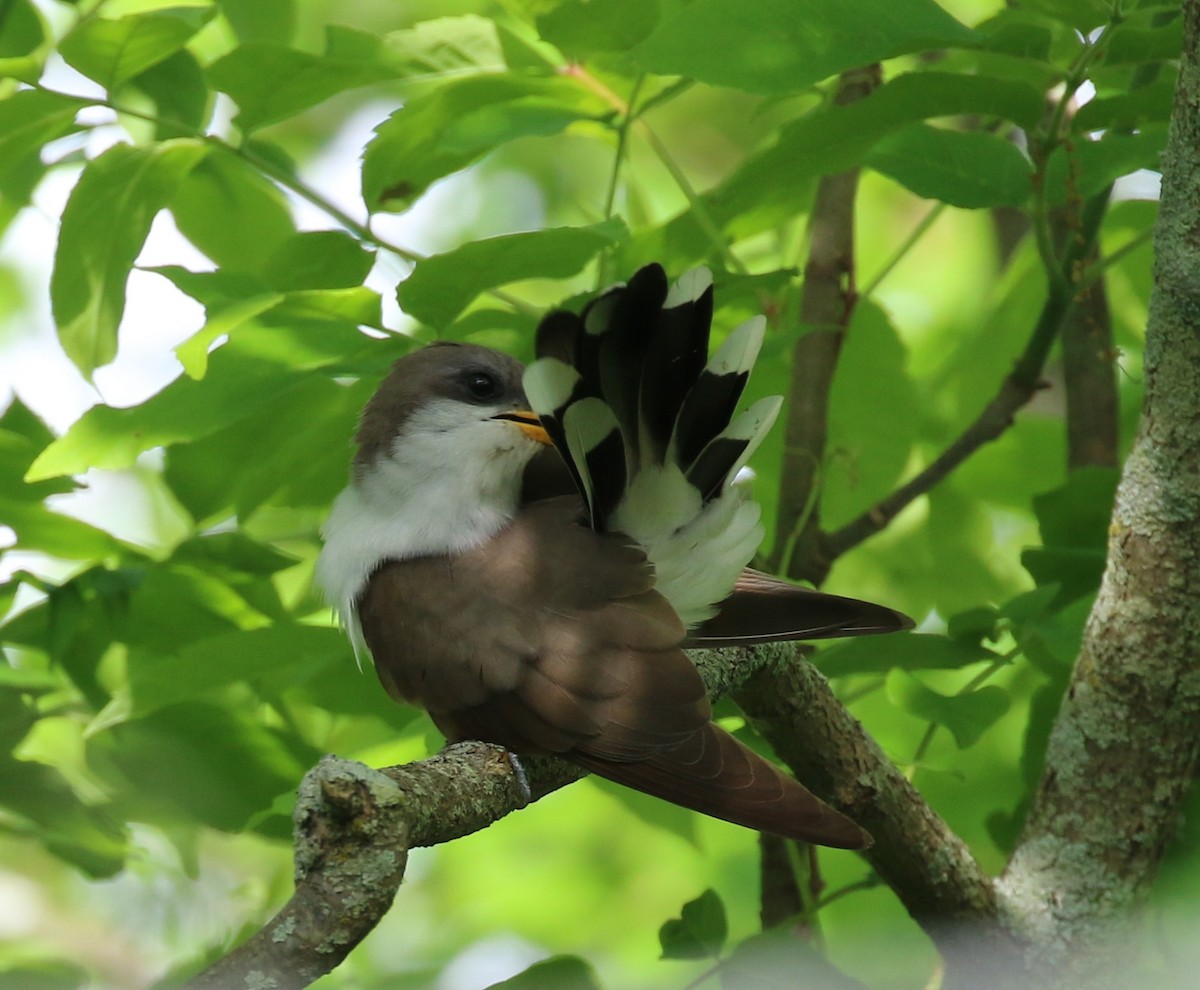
566, 65, 748, 274
908, 644, 1021, 769
860, 202, 946, 300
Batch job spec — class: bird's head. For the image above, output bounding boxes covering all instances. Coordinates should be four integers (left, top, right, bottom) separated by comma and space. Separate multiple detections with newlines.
352, 342, 552, 504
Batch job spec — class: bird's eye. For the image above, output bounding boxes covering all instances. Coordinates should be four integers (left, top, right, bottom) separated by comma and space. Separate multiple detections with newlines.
461, 370, 499, 401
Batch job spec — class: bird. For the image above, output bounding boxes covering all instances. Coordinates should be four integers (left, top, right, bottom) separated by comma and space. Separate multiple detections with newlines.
316, 263, 911, 849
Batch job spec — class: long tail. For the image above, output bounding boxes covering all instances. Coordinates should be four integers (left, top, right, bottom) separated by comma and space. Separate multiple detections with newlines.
572, 722, 871, 849
524, 263, 913, 640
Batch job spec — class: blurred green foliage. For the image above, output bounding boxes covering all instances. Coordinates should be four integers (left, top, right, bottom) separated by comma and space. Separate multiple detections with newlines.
0, 0, 1190, 988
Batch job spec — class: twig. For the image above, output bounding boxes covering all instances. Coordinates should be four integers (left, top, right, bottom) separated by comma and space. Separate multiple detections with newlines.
823, 186, 1110, 561
565, 65, 748, 275
734, 644, 1029, 979
1062, 234, 1118, 470
766, 65, 881, 582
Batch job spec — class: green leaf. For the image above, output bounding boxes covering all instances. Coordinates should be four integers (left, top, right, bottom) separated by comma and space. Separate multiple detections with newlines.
1044, 128, 1168, 205
165, 374, 370, 520
0, 499, 120, 560
397, 219, 628, 328
973, 8, 1059, 60
0, 757, 128, 877
59, 6, 215, 90
128, 48, 211, 138
327, 17, 506, 78
0, 0, 49, 83
485, 956, 600, 990
0, 89, 86, 180
206, 42, 396, 132
631, 0, 975, 95
169, 153, 296, 274
886, 670, 1010, 749
819, 633, 998, 678
50, 139, 208, 377
658, 888, 727, 960
1021, 467, 1119, 605
174, 292, 284, 380
261, 230, 375, 291
1073, 80, 1175, 132
27, 320, 368, 480
126, 625, 347, 714
0, 687, 36, 751
867, 124, 1033, 208
1103, 13, 1182, 64
643, 71, 1046, 264
218, 0, 297, 43
272, 287, 382, 328
822, 302, 921, 528
121, 566, 264, 656
0, 962, 91, 990
723, 929, 867, 988
0, 398, 70, 499
172, 531, 298, 577
89, 701, 311, 832
1021, 0, 1112, 30
537, 0, 661, 56
947, 606, 1002, 645
362, 75, 604, 211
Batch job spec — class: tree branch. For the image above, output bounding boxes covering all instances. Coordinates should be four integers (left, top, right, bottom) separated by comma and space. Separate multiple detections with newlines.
824, 187, 1111, 561
766, 65, 881, 583
184, 643, 947, 990
734, 649, 1017, 944
999, 4, 1200, 979
182, 748, 583, 990
1062, 240, 1118, 470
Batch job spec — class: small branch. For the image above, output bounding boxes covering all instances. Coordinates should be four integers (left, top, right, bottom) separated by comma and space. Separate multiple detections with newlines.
758, 833, 806, 929
735, 645, 1030, 981
824, 180, 1111, 561
566, 66, 747, 275
1062, 239, 1118, 470
766, 65, 881, 583
184, 643, 919, 989
182, 749, 582, 990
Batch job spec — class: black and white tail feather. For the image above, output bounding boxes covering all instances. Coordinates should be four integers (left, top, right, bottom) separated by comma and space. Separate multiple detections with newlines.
524, 262, 913, 641
524, 263, 780, 628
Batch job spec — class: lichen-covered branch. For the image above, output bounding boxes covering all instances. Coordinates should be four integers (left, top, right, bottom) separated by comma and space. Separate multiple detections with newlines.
998, 4, 1200, 978
182, 748, 582, 990
734, 647, 1020, 969
184, 642, 948, 990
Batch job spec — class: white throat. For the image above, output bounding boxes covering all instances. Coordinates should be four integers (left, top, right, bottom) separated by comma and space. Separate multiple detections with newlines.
315, 401, 535, 633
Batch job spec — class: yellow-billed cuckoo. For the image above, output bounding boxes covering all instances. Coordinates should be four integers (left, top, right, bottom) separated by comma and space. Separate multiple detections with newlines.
317, 263, 911, 849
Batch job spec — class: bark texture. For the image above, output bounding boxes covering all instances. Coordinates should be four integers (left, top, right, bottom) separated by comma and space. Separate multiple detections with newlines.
999, 5, 1200, 980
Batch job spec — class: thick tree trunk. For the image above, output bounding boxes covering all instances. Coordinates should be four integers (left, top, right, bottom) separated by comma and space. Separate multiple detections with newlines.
998, 4, 1200, 982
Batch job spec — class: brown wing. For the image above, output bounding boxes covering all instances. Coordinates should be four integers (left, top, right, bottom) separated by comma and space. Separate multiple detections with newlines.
688, 568, 914, 646
357, 497, 869, 848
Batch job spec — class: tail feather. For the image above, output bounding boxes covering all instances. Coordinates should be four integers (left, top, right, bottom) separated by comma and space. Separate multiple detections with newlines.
526, 263, 745, 537
638, 270, 713, 465
573, 722, 871, 848
684, 394, 782, 501
672, 315, 765, 469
